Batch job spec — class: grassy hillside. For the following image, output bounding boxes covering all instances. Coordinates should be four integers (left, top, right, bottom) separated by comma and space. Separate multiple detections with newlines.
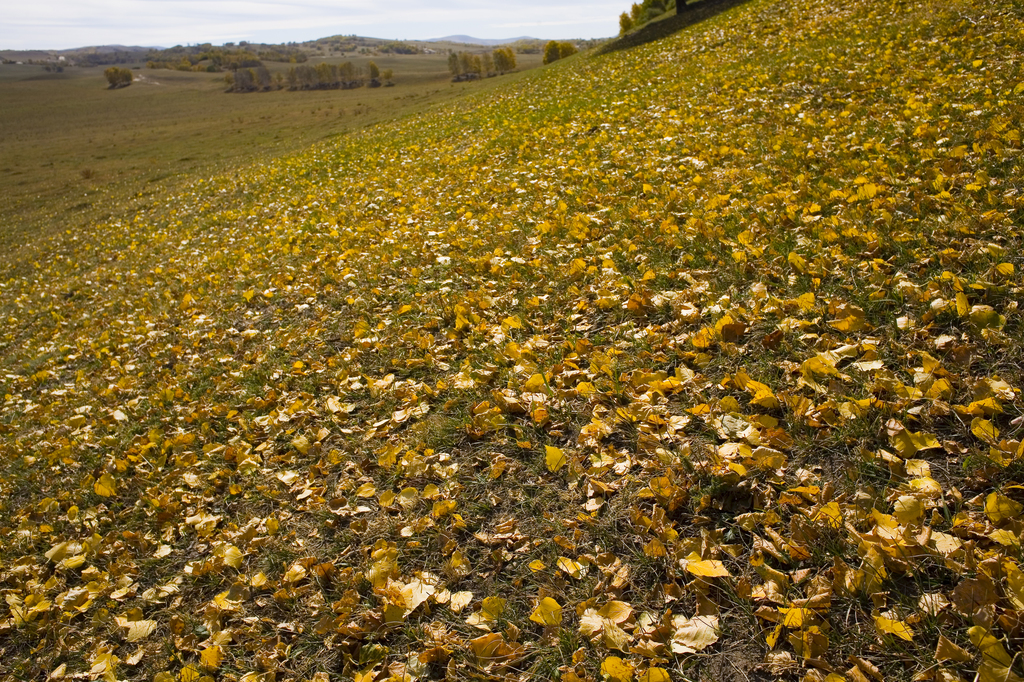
1, 0, 1023, 680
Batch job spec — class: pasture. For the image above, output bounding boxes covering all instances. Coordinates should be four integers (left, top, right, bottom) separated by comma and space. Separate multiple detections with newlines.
0, 50, 543, 254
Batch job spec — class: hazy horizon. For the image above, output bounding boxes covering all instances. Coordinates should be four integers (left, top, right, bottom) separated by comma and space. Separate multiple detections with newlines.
1, 0, 623, 51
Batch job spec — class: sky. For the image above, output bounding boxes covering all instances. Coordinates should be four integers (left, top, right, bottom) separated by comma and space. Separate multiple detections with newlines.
2, 0, 624, 50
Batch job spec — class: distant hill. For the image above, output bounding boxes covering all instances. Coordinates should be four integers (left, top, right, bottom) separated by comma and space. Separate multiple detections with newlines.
426, 35, 537, 46
58, 45, 156, 54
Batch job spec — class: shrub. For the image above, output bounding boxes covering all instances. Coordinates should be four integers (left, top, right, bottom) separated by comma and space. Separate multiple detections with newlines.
104, 67, 133, 88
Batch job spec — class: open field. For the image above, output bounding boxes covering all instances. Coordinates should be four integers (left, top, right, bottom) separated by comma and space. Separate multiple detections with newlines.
1, 0, 1024, 680
0, 51, 543, 257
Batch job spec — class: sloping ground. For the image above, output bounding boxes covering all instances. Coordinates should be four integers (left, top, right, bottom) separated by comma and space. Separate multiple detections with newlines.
1, 0, 1023, 680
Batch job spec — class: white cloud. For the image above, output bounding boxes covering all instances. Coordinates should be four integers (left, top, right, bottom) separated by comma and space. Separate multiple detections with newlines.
0, 0, 620, 50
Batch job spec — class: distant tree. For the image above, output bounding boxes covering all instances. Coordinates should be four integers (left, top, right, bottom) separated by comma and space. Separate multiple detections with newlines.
543, 41, 561, 64
619, 12, 635, 34
381, 68, 394, 86
481, 51, 494, 77
254, 65, 272, 90
367, 61, 381, 86
448, 52, 461, 78
339, 61, 357, 87
543, 41, 577, 65
231, 68, 256, 92
316, 62, 336, 88
459, 52, 475, 77
493, 47, 516, 73
104, 67, 133, 88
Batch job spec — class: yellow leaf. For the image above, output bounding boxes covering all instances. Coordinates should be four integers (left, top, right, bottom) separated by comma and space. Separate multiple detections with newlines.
90, 654, 119, 682
956, 292, 969, 316
528, 559, 546, 573
523, 373, 547, 392
781, 607, 813, 629
200, 646, 223, 671
874, 615, 914, 641
432, 499, 457, 518
892, 496, 923, 525
216, 544, 243, 569
545, 445, 567, 473
1006, 561, 1024, 610
794, 291, 816, 311
383, 603, 406, 625
935, 635, 972, 663
985, 492, 1023, 524
354, 482, 377, 498
812, 501, 843, 528
124, 619, 157, 642
683, 556, 731, 578
466, 596, 506, 628
529, 597, 563, 627
691, 326, 715, 349
401, 579, 436, 612
179, 664, 202, 682
94, 473, 116, 497
45, 542, 68, 563
889, 427, 940, 458
290, 434, 310, 454
972, 418, 1000, 444
601, 656, 634, 682
556, 556, 585, 579
671, 614, 719, 653
597, 600, 633, 624
788, 251, 807, 273
449, 591, 473, 613
638, 669, 671, 682
970, 625, 1024, 682
236, 457, 260, 475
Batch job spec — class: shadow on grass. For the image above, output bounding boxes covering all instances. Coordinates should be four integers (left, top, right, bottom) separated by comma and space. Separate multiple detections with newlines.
598, 0, 757, 54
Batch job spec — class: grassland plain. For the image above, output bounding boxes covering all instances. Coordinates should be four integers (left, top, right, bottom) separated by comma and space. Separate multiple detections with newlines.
1, 0, 1023, 679
0, 51, 543, 261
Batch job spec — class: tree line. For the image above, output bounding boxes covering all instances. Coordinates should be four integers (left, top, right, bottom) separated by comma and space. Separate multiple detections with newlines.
146, 46, 307, 72
226, 61, 394, 93
621, 0, 701, 34
542, 41, 578, 64
447, 48, 517, 81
